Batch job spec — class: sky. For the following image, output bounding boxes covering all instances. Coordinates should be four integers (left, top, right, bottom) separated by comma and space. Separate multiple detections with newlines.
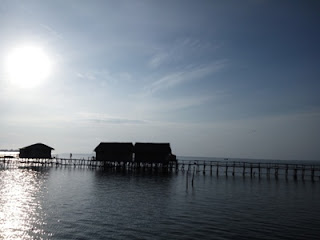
0, 0, 319, 160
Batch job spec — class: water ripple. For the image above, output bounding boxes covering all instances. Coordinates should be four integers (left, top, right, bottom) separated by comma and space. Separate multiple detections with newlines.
1, 168, 319, 239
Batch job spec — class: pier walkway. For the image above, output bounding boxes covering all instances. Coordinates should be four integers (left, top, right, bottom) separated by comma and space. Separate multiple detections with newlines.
1, 157, 319, 182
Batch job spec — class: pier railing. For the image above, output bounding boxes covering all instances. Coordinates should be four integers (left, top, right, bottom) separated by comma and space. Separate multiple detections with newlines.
178, 159, 320, 180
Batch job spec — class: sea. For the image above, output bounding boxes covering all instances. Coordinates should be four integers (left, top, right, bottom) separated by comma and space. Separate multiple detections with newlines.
0, 153, 320, 240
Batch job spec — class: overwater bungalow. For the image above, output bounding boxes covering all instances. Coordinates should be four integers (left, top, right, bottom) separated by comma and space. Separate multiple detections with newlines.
134, 143, 173, 164
19, 143, 54, 159
94, 142, 134, 162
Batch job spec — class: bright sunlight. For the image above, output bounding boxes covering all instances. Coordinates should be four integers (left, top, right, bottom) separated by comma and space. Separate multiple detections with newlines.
5, 45, 52, 88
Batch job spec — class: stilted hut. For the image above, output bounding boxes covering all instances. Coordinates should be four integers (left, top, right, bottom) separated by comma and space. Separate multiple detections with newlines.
134, 143, 173, 164
94, 142, 134, 162
19, 143, 54, 159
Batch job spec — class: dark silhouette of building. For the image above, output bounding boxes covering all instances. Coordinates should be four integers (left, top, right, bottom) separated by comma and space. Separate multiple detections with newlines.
94, 142, 134, 162
19, 143, 54, 158
134, 143, 173, 164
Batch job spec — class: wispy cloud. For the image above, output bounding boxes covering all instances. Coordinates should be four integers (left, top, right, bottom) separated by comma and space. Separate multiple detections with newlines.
91, 118, 146, 124
148, 38, 223, 69
146, 60, 227, 94
40, 24, 63, 40
77, 112, 146, 125
75, 69, 133, 87
131, 94, 217, 120
148, 52, 169, 68
152, 95, 214, 111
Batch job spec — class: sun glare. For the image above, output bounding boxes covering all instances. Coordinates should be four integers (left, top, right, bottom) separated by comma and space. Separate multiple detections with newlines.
5, 45, 52, 88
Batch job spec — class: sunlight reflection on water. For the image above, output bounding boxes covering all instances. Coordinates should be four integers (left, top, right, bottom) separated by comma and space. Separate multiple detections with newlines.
0, 169, 48, 239
0, 166, 319, 239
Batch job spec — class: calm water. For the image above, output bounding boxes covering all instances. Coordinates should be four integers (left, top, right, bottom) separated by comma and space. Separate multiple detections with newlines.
0, 165, 319, 239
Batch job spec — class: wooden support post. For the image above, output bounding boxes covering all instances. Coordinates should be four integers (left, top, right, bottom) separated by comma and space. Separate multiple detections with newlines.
232, 162, 236, 176
301, 166, 305, 180
311, 167, 315, 182
216, 162, 219, 176
225, 163, 228, 176
232, 162, 235, 176
293, 167, 298, 180
186, 170, 189, 190
250, 163, 253, 177
242, 162, 246, 177
258, 163, 261, 177
192, 167, 195, 187
285, 164, 288, 178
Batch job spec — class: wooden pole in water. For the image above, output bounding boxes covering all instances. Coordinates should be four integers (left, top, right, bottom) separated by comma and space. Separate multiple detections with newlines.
311, 167, 315, 182
216, 162, 219, 176
186, 171, 189, 190
232, 162, 235, 176
192, 166, 195, 187
225, 162, 228, 176
242, 162, 246, 177
267, 165, 270, 178
293, 166, 298, 180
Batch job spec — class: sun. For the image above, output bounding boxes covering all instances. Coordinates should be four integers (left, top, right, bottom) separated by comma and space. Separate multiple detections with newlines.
5, 45, 52, 88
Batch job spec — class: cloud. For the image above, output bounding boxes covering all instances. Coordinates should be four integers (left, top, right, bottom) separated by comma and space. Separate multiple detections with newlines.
151, 95, 214, 112
40, 24, 63, 40
148, 52, 169, 68
91, 118, 146, 125
129, 94, 216, 121
77, 112, 146, 125
148, 37, 223, 69
146, 60, 227, 93
75, 69, 133, 87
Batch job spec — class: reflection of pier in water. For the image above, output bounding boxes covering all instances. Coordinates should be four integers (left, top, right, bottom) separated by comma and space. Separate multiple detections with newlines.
1, 158, 320, 182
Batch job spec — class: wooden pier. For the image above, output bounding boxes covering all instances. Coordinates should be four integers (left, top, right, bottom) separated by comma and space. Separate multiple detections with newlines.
0, 157, 319, 181
179, 160, 320, 181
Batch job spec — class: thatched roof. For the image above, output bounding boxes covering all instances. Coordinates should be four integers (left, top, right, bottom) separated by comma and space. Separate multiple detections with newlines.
20, 143, 54, 150
134, 143, 171, 154
94, 142, 134, 152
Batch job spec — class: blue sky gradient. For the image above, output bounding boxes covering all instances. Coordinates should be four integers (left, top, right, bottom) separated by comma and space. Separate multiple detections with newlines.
1, 0, 319, 160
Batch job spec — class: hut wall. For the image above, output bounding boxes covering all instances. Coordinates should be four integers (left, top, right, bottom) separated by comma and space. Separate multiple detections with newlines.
96, 151, 132, 162
19, 147, 52, 158
94, 142, 134, 162
134, 153, 169, 163
19, 149, 27, 158
134, 143, 172, 164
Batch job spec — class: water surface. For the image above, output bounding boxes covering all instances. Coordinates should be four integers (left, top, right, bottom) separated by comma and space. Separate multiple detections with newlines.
0, 166, 319, 239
